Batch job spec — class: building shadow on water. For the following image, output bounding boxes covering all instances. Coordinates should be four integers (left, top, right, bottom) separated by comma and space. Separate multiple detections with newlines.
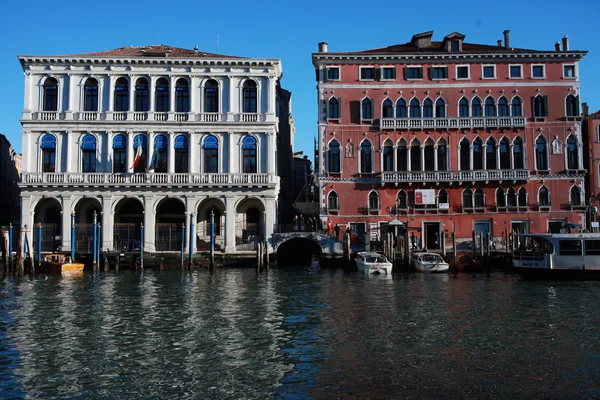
276, 237, 322, 268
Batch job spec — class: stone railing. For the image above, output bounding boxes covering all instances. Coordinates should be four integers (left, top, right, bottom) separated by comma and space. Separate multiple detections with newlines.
380, 116, 527, 130
381, 169, 530, 183
21, 172, 278, 187
28, 111, 273, 124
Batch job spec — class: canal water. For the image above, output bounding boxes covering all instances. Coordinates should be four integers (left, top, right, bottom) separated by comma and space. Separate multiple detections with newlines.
1, 265, 600, 399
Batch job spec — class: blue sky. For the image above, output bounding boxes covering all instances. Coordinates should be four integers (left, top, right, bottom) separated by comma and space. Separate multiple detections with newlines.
1, 0, 599, 159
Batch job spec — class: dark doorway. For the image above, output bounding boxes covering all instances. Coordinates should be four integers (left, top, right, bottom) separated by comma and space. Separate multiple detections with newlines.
277, 238, 322, 265
424, 222, 440, 250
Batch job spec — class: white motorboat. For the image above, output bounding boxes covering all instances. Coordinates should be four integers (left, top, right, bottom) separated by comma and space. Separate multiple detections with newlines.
512, 233, 600, 278
411, 251, 449, 273
354, 252, 393, 274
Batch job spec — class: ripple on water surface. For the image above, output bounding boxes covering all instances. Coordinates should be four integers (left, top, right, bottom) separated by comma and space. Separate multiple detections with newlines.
1, 268, 600, 399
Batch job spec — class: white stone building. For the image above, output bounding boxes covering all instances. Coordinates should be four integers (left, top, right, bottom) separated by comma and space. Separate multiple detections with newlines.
18, 45, 282, 255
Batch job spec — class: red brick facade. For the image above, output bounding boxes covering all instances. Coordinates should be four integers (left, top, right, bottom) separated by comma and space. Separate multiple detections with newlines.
313, 31, 587, 249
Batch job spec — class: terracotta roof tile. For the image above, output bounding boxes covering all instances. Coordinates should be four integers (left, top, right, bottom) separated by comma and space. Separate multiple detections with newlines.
58, 45, 242, 59
353, 41, 544, 54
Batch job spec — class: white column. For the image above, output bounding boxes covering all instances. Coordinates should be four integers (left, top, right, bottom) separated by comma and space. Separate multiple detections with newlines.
433, 145, 439, 171
229, 132, 235, 173
407, 145, 411, 171
267, 132, 276, 174
496, 144, 501, 169
106, 131, 113, 172
188, 132, 196, 173
510, 144, 515, 169
61, 195, 73, 252
102, 196, 113, 250
420, 145, 425, 171
127, 131, 134, 170
225, 196, 236, 253
189, 76, 197, 114
23, 73, 32, 112
265, 198, 276, 252
482, 143, 487, 170
169, 76, 176, 112
143, 195, 155, 252
66, 73, 75, 112
267, 77, 276, 114
393, 146, 398, 172
168, 132, 175, 173
107, 75, 114, 112
149, 76, 155, 112
228, 76, 235, 115
147, 131, 155, 171
469, 144, 474, 170
66, 131, 73, 173
128, 75, 136, 113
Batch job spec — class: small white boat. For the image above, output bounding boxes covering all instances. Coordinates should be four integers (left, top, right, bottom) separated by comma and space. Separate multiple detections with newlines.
411, 251, 449, 273
354, 252, 392, 274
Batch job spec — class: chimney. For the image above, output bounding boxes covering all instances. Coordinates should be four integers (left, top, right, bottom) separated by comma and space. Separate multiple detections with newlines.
582, 102, 589, 117
555, 42, 561, 51
503, 30, 510, 49
497, 39, 502, 47
318, 42, 328, 53
562, 35, 569, 51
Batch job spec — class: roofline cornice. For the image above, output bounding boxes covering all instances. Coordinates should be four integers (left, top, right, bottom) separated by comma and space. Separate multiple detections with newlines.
311, 51, 588, 65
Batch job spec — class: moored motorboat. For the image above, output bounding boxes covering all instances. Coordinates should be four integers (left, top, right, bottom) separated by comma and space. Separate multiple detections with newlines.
411, 251, 449, 273
39, 254, 85, 274
354, 252, 392, 274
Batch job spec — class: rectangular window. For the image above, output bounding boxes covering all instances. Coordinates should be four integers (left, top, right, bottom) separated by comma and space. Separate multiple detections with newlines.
563, 65, 576, 78
482, 65, 496, 79
406, 66, 423, 80
559, 240, 582, 256
381, 67, 396, 80
113, 149, 127, 173
451, 41, 460, 52
360, 67, 375, 80
326, 67, 340, 81
585, 240, 600, 256
509, 65, 522, 78
532, 65, 545, 78
205, 148, 218, 173
456, 65, 469, 79
431, 66, 448, 80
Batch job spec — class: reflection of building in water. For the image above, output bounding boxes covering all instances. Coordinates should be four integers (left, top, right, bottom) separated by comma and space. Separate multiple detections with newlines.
17, 45, 288, 254
0, 134, 21, 226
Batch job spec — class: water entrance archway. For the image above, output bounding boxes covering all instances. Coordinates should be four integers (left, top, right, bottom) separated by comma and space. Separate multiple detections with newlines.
276, 237, 322, 265
155, 198, 185, 252
74, 197, 102, 253
34, 198, 62, 252
113, 198, 144, 251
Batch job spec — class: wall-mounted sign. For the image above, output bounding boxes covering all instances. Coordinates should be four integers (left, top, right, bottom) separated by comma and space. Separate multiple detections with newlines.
415, 189, 436, 205
439, 203, 450, 210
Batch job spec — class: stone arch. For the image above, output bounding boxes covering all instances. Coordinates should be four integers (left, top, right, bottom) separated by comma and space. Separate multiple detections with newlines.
73, 197, 102, 224
197, 197, 226, 248
274, 235, 323, 264
235, 197, 266, 247
33, 197, 63, 253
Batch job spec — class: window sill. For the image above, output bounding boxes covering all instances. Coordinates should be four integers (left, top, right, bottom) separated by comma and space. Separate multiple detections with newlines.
455, 77, 470, 80
327, 118, 340, 122
380, 78, 396, 82
481, 77, 496, 80
359, 79, 375, 82
562, 76, 578, 80
406, 78, 423, 81
508, 77, 523, 79
533, 117, 547, 122
530, 77, 546, 80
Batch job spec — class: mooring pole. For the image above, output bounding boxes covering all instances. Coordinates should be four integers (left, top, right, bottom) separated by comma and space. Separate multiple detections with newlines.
37, 223, 42, 269
452, 232, 457, 269
140, 222, 144, 270
71, 213, 76, 263
92, 211, 98, 271
97, 224, 102, 268
210, 210, 215, 269
180, 223, 185, 269
188, 213, 194, 269
9, 223, 13, 267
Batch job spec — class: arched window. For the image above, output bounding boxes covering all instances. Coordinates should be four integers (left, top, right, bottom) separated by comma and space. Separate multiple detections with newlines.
328, 140, 341, 173
397, 190, 408, 210
81, 134, 96, 173
513, 137, 524, 169
135, 78, 149, 112
500, 137, 510, 169
410, 98, 421, 118
383, 141, 394, 172
397, 140, 408, 171
435, 98, 446, 118
459, 97, 469, 118
204, 135, 219, 173
360, 140, 373, 173
361, 98, 373, 120
43, 78, 58, 111
539, 186, 550, 207
424, 139, 435, 171
460, 139, 470, 170
473, 138, 483, 170
133, 134, 148, 173
41, 134, 56, 172
437, 138, 448, 171
474, 188, 485, 208
571, 186, 582, 206
242, 136, 257, 173
112, 134, 127, 173
567, 135, 579, 170
566, 94, 579, 117
114, 77, 129, 112
396, 99, 407, 118
438, 188, 448, 204
175, 79, 189, 113
152, 135, 168, 172
485, 97, 496, 117
410, 140, 421, 171
155, 78, 169, 112
462, 189, 473, 209
486, 138, 497, 169
498, 97, 509, 117
507, 187, 517, 207
535, 136, 548, 170
174, 135, 189, 173
512, 97, 522, 117
243, 80, 257, 113
518, 188, 528, 207
328, 191, 339, 211
472, 98, 482, 117
328, 97, 340, 119
368, 191, 379, 211
84, 78, 98, 112
204, 79, 219, 113
423, 98, 433, 118
382, 99, 393, 118
533, 95, 547, 117
496, 188, 506, 208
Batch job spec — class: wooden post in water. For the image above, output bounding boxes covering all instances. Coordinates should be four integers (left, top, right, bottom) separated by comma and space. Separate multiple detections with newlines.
159, 258, 164, 271
441, 232, 446, 258
180, 223, 185, 270
472, 230, 476, 257
1, 227, 7, 273
140, 222, 144, 271
486, 232, 490, 259
16, 226, 24, 276
103, 254, 109, 272
209, 210, 215, 269
479, 233, 484, 258
265, 241, 269, 269
92, 211, 98, 272
257, 242, 262, 269
452, 232, 457, 268
115, 255, 120, 272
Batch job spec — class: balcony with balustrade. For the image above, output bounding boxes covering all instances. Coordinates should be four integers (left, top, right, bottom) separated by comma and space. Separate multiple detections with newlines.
26, 111, 275, 124
380, 117, 527, 130
381, 169, 530, 184
20, 172, 279, 188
